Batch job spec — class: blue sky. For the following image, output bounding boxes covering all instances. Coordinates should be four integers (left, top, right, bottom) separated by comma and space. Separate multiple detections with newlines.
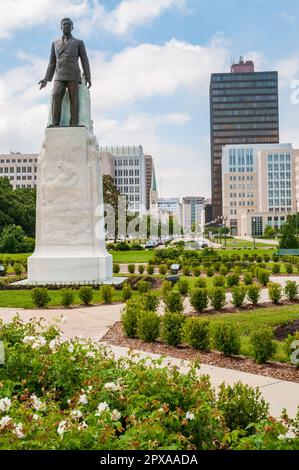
0, 0, 299, 197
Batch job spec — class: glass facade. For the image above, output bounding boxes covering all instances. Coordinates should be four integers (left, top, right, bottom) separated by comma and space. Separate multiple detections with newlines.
210, 69, 279, 219
267, 153, 292, 212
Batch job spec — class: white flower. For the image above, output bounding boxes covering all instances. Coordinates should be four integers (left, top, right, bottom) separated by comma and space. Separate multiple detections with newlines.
0, 397, 11, 413
158, 408, 164, 413
49, 338, 61, 351
68, 344, 74, 353
186, 411, 195, 421
13, 423, 25, 439
111, 409, 121, 421
57, 420, 67, 436
0, 416, 12, 428
33, 414, 40, 421
86, 351, 95, 358
104, 382, 120, 392
78, 421, 88, 431
31, 394, 44, 411
31, 336, 47, 349
70, 409, 83, 420
95, 402, 110, 416
87, 386, 93, 392
78, 394, 88, 405
23, 336, 35, 344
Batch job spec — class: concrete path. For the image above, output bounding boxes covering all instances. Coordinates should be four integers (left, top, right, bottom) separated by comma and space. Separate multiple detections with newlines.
106, 344, 299, 418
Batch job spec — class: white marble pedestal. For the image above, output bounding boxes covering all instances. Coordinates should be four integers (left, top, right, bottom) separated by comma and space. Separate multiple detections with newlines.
28, 127, 113, 284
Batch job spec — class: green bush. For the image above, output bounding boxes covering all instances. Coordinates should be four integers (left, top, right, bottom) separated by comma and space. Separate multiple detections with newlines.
161, 280, 172, 299
243, 272, 254, 285
193, 266, 201, 277
176, 278, 189, 296
31, 287, 50, 308
138, 264, 145, 275
263, 254, 270, 263
116, 242, 130, 251
137, 310, 160, 342
60, 289, 75, 308
285, 263, 293, 274
213, 323, 241, 356
257, 269, 270, 286
128, 264, 135, 274
100, 285, 114, 303
206, 267, 215, 277
183, 318, 210, 351
143, 292, 159, 312
146, 264, 154, 275
227, 273, 239, 288
190, 288, 209, 313
121, 298, 143, 337
231, 285, 247, 308
137, 280, 151, 294
121, 284, 133, 301
131, 243, 143, 251
159, 264, 168, 275
162, 312, 185, 347
113, 263, 120, 274
271, 263, 280, 274
212, 275, 225, 287
164, 290, 184, 314
217, 382, 269, 433
284, 280, 298, 301
195, 278, 207, 288
268, 283, 282, 305
182, 265, 191, 276
247, 284, 261, 306
250, 328, 277, 364
209, 287, 226, 311
13, 263, 23, 276
219, 265, 228, 276
78, 286, 94, 305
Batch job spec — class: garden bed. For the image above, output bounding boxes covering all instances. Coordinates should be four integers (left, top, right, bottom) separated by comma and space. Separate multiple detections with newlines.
102, 321, 299, 384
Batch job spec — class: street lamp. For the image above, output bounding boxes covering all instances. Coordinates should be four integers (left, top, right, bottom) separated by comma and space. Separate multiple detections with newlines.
223, 216, 228, 246
252, 216, 256, 249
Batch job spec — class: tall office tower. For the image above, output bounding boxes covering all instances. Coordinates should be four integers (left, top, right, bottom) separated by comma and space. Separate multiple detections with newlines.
210, 58, 279, 219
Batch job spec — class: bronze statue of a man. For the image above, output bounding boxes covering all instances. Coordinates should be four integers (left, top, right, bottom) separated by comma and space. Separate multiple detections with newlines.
39, 18, 91, 127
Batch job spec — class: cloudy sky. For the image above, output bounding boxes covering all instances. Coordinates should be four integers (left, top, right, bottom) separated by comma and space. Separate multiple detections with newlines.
0, 0, 299, 198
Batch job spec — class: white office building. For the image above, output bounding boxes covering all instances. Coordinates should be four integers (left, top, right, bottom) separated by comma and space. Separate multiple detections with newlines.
0, 152, 38, 189
182, 197, 205, 233
99, 145, 147, 214
158, 198, 181, 222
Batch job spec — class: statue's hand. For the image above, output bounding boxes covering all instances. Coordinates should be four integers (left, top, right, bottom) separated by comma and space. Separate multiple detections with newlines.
38, 79, 47, 90
85, 79, 92, 89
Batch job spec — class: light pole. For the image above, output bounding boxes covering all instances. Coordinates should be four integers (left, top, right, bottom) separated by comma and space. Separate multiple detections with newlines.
223, 216, 228, 246
252, 216, 256, 249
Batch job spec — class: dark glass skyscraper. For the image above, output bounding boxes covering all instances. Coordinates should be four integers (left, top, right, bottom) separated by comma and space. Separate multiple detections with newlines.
210, 59, 279, 219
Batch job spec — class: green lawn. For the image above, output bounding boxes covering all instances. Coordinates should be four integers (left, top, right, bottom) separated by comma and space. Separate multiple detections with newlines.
110, 250, 155, 264
0, 288, 127, 309
223, 238, 275, 248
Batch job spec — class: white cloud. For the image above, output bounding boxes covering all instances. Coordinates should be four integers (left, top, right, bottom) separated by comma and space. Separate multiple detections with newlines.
275, 55, 299, 89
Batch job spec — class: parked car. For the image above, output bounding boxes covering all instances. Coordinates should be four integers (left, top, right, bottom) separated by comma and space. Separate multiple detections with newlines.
0, 264, 5, 277
145, 240, 156, 249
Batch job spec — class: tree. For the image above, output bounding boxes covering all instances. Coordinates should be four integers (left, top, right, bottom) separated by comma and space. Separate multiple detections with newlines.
263, 225, 276, 239
0, 225, 34, 253
279, 222, 299, 249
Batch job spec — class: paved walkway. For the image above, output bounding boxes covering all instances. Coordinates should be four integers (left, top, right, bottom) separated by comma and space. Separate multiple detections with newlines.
236, 235, 279, 245
0, 303, 299, 418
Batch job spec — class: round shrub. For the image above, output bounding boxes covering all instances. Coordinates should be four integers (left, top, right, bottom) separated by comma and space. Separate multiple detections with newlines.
209, 287, 226, 311
206, 267, 215, 277
213, 275, 225, 288
60, 288, 75, 308
190, 288, 209, 313
137, 310, 160, 342
217, 382, 269, 432
247, 284, 261, 306
231, 285, 247, 308
243, 272, 254, 286
263, 254, 270, 263
195, 278, 207, 288
162, 312, 185, 347
137, 280, 151, 294
146, 264, 154, 275
268, 283, 282, 305
227, 273, 239, 288
213, 323, 241, 356
219, 265, 228, 276
13, 263, 23, 276
138, 264, 145, 275
271, 263, 280, 274
285, 263, 293, 274
284, 280, 298, 301
159, 264, 168, 275
257, 269, 270, 286
176, 278, 189, 296
121, 298, 144, 337
183, 318, 210, 351
116, 242, 130, 251
113, 263, 120, 274
121, 284, 133, 301
143, 292, 159, 312
31, 287, 50, 308
100, 285, 114, 303
131, 243, 143, 251
182, 265, 191, 276
78, 286, 94, 305
250, 328, 277, 364
164, 290, 184, 314
161, 280, 172, 299
128, 264, 135, 274
193, 266, 201, 277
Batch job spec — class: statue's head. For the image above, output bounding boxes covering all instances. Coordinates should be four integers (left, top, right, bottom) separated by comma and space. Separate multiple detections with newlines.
61, 18, 73, 36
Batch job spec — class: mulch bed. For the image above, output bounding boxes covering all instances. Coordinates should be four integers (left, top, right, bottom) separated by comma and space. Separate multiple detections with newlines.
102, 322, 299, 384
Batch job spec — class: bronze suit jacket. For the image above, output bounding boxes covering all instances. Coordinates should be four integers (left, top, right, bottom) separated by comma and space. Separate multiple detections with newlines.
44, 36, 91, 83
